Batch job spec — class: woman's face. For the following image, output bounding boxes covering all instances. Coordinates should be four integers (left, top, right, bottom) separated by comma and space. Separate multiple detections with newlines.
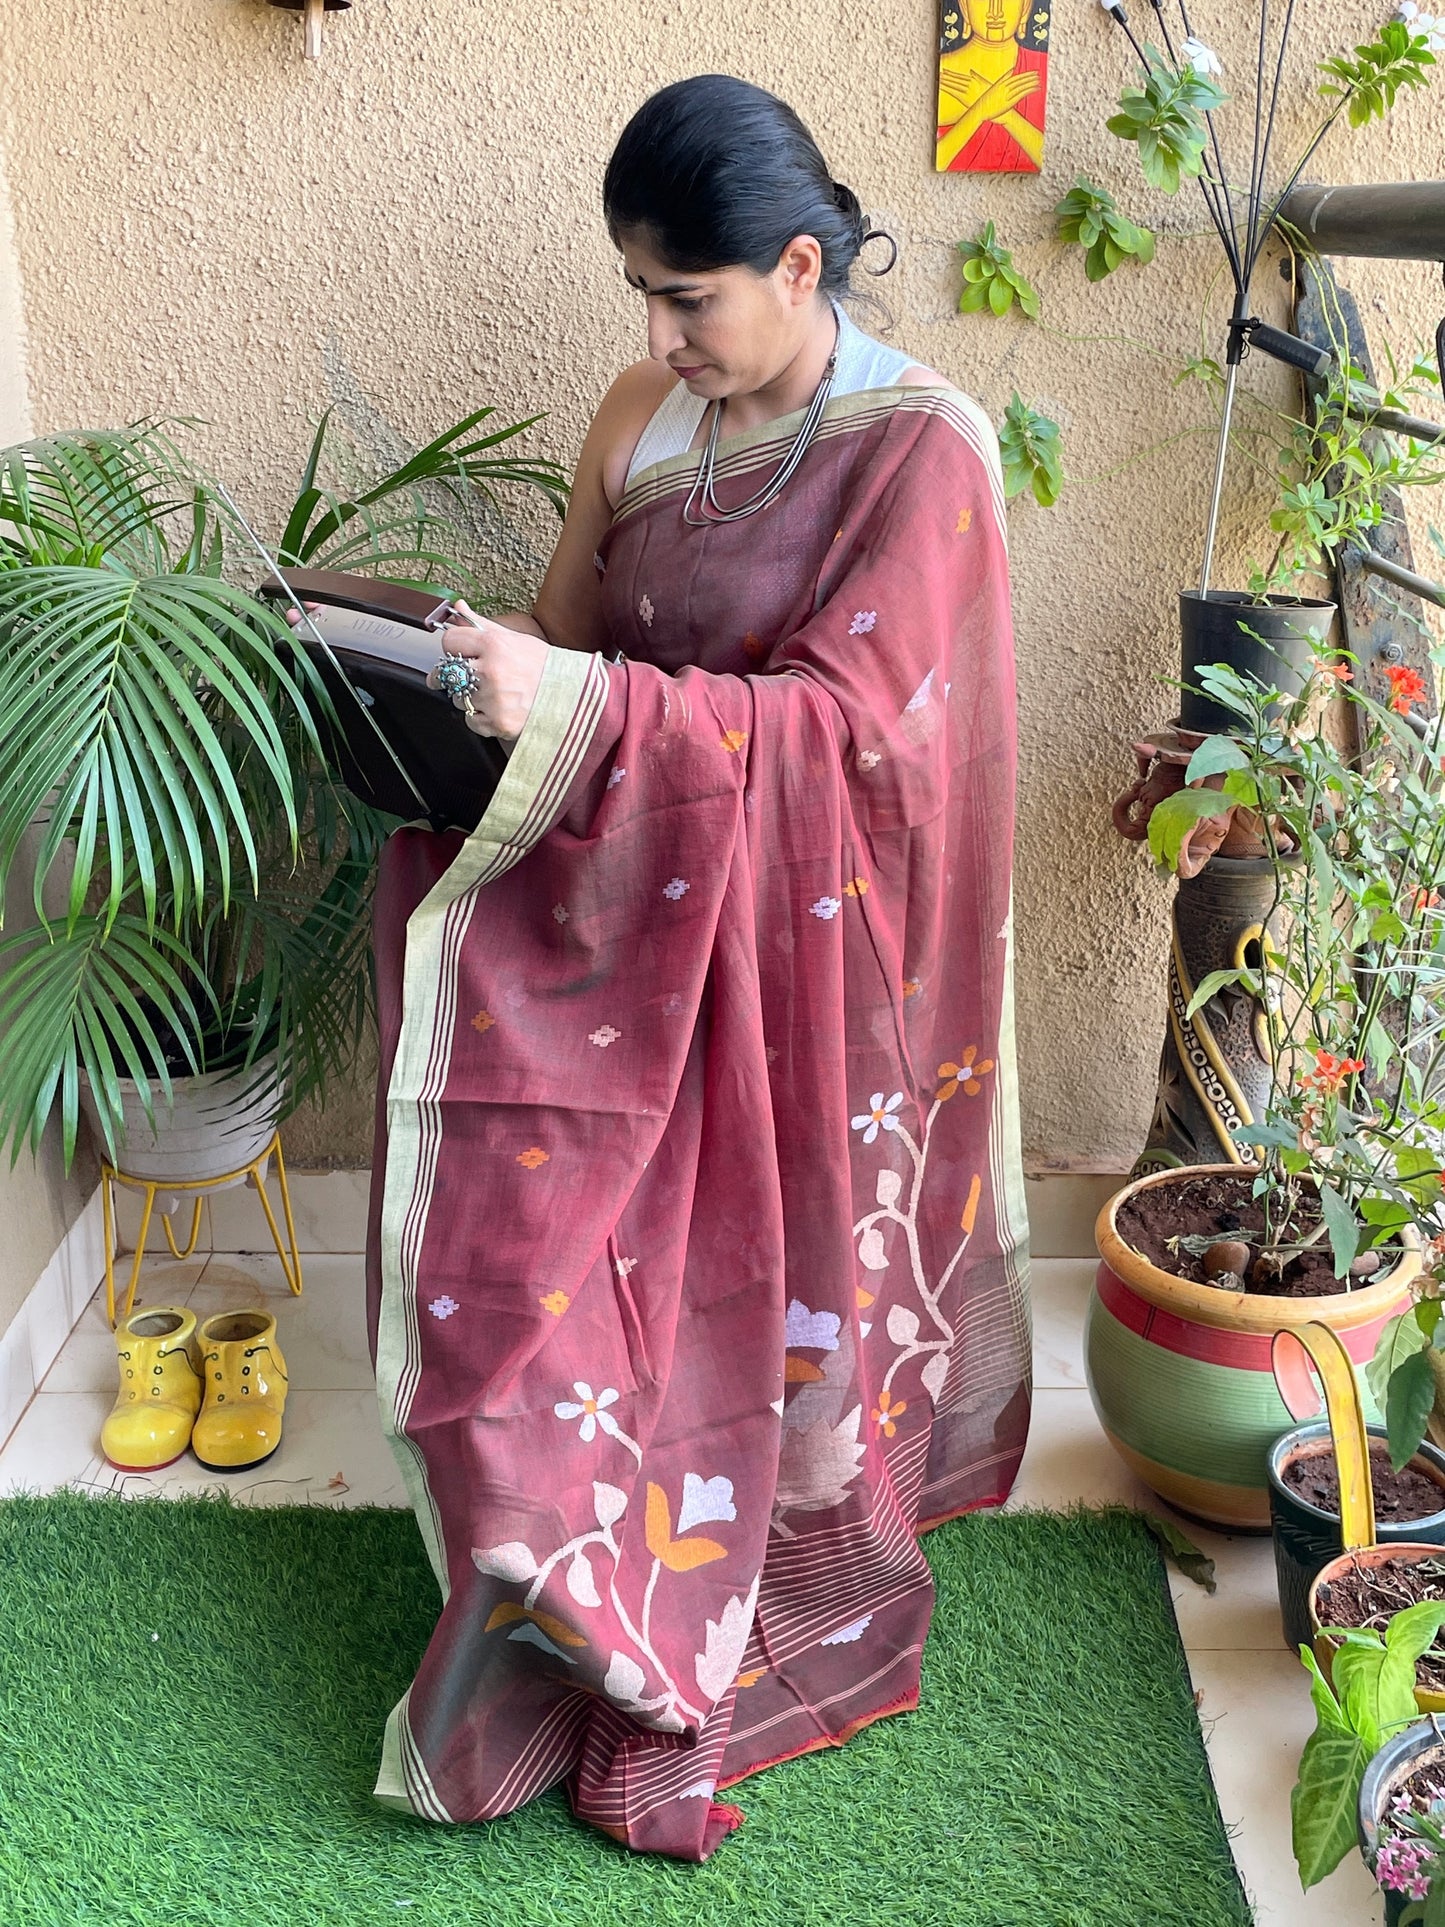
618, 230, 825, 399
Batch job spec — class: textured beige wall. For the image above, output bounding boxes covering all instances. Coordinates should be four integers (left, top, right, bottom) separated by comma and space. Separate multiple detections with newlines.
0, 140, 97, 1329
2, 0, 1442, 1170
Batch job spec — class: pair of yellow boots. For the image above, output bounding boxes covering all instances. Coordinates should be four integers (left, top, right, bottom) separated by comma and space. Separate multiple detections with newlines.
102, 1305, 288, 1474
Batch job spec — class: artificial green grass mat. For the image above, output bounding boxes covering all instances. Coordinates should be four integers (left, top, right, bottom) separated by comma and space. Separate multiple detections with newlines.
0, 1496, 1248, 1927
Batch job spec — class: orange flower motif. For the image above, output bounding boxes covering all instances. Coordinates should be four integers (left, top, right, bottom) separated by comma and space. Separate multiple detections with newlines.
471, 1009, 496, 1034
955, 507, 973, 535
902, 978, 922, 1001
843, 876, 870, 897
517, 1147, 550, 1170
742, 632, 767, 662
936, 1047, 995, 1101
539, 1290, 570, 1316
1298, 1050, 1366, 1096
720, 729, 748, 753
872, 1388, 907, 1438
1385, 663, 1429, 715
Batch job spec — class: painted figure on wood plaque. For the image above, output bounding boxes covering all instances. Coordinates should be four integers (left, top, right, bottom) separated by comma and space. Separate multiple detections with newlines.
937, 0, 1049, 174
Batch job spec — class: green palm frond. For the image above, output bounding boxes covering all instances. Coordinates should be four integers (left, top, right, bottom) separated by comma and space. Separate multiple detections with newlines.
0, 913, 209, 1168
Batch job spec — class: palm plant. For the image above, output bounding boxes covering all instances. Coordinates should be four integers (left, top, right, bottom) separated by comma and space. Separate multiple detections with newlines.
0, 408, 566, 1169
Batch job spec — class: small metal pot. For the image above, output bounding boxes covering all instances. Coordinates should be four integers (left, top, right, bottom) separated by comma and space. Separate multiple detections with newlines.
1358, 1717, 1445, 1926
1270, 1422, 1445, 1651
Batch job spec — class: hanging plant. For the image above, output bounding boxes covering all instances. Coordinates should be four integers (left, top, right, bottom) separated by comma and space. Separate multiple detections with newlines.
956, 222, 1040, 320
999, 394, 1063, 507
1054, 177, 1156, 281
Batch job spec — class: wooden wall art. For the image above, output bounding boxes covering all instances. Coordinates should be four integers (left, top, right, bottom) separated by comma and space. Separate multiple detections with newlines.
937, 0, 1050, 174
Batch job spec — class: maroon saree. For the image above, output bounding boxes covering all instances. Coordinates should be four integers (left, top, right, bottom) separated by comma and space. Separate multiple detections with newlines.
365, 383, 1032, 1861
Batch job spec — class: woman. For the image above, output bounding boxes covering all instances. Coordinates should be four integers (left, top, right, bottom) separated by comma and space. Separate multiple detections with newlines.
365, 74, 1031, 1862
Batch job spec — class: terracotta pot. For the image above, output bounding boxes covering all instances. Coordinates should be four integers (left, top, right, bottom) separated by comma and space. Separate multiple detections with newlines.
1269, 1423, 1445, 1651
1310, 1543, 1445, 1714
1086, 1165, 1418, 1530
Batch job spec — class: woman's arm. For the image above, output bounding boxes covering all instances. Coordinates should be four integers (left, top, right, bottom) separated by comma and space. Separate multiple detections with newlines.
528, 360, 675, 652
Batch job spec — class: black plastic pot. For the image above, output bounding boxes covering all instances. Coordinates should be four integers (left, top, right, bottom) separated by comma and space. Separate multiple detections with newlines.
1359, 1718, 1445, 1926
1268, 1421, 1445, 1651
1179, 589, 1336, 735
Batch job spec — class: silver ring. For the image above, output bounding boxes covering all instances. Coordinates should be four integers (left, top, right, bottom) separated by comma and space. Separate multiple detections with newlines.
435, 650, 480, 715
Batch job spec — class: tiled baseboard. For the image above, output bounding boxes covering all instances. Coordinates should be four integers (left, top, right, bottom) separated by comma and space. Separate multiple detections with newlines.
3, 1167, 1120, 1453
0, 1185, 105, 1447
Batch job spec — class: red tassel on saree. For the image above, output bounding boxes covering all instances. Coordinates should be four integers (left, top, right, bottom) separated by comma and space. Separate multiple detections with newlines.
365, 385, 1032, 1861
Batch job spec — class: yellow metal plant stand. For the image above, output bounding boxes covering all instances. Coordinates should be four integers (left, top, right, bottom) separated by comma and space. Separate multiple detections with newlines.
100, 1129, 304, 1327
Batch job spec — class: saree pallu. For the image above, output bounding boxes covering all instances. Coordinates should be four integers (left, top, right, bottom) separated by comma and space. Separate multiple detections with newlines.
365, 384, 1032, 1862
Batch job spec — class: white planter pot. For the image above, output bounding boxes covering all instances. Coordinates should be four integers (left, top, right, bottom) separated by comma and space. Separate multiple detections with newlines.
81, 1057, 284, 1189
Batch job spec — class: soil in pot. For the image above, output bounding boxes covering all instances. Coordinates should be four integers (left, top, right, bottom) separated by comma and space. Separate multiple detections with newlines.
1115, 1169, 1395, 1294
1283, 1440, 1445, 1524
1315, 1554, 1445, 1692
1389, 1755, 1445, 1814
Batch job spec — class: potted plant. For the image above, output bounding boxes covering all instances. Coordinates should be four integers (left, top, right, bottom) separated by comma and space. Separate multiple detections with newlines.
1290, 1594, 1444, 1894
1360, 1717, 1445, 1924
1086, 645, 1442, 1528
0, 408, 565, 1182
1095, 3, 1438, 730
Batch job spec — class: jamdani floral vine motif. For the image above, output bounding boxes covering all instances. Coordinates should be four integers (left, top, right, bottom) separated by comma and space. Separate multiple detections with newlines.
473, 1393, 757, 1732
769, 1052, 995, 1537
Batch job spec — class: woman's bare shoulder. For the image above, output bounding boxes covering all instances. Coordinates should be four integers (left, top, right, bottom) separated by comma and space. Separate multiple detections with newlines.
593, 360, 678, 504
897, 363, 955, 389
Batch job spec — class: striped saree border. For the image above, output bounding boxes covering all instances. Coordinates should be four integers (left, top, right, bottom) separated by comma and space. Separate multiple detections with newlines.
371, 648, 609, 1821
615, 385, 1007, 542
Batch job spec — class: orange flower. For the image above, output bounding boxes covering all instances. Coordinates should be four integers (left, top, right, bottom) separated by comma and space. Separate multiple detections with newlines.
539, 1290, 570, 1316
471, 1009, 496, 1034
720, 729, 748, 753
1310, 654, 1353, 684
936, 1046, 995, 1101
517, 1146, 550, 1170
955, 507, 973, 534
1298, 1050, 1365, 1096
872, 1388, 907, 1438
1385, 663, 1429, 715
1411, 888, 1442, 915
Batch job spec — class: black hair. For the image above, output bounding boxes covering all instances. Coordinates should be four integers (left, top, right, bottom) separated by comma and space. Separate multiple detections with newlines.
603, 76, 889, 295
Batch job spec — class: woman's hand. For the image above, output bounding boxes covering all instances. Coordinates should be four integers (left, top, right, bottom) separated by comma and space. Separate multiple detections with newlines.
427, 600, 550, 742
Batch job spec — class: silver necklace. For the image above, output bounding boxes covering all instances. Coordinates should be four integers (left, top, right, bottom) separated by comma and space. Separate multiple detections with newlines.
682, 319, 840, 526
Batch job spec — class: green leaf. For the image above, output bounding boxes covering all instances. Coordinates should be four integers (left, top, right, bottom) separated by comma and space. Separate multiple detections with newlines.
997, 394, 1063, 508
1184, 735, 1250, 782
1317, 1183, 1361, 1278
1368, 1310, 1430, 1415
1146, 787, 1234, 872
1292, 1725, 1369, 1887
1183, 967, 1254, 1020
1386, 1349, 1438, 1473
956, 225, 1039, 322
1142, 1513, 1216, 1591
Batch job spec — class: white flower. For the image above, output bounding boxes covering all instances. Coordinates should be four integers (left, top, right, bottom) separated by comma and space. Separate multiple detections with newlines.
663, 877, 689, 900
850, 1092, 904, 1144
858, 749, 882, 770
615, 1255, 638, 1275
607, 765, 626, 788
554, 1382, 622, 1443
1181, 35, 1222, 75
552, 904, 570, 924
589, 1024, 621, 1048
429, 1295, 460, 1319
848, 610, 878, 636
639, 594, 655, 626
810, 896, 842, 920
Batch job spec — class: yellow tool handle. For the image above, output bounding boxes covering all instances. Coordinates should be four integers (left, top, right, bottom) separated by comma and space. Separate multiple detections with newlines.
1271, 1322, 1376, 1553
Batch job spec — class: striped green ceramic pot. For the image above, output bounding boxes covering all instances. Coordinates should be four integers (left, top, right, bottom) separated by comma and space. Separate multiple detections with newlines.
1086, 1166, 1418, 1532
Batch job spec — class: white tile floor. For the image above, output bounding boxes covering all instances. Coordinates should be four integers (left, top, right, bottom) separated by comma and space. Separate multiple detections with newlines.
0, 1249, 1384, 1923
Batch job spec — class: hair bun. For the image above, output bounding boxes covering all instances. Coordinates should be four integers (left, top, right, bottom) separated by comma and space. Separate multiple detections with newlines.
831, 179, 864, 230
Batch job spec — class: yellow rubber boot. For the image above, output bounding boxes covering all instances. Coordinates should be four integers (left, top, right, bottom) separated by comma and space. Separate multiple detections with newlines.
192, 1309, 289, 1472
101, 1306, 202, 1472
